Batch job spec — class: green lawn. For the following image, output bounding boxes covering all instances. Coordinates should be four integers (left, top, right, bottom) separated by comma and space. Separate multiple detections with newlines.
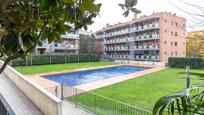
14, 62, 204, 113
14, 62, 115, 75
67, 68, 204, 113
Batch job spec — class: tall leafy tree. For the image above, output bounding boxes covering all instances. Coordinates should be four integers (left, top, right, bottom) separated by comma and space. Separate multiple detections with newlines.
186, 30, 204, 57
0, 0, 101, 73
79, 34, 96, 54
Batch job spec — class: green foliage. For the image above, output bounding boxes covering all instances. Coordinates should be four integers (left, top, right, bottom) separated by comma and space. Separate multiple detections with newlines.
11, 54, 100, 66
153, 83, 204, 115
118, 0, 141, 17
168, 57, 203, 69
0, 0, 101, 72
79, 34, 96, 54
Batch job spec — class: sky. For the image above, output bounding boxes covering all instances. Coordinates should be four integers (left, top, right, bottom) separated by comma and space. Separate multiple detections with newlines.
87, 0, 204, 32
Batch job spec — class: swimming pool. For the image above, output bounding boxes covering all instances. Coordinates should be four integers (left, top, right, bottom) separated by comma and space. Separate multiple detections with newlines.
43, 66, 150, 86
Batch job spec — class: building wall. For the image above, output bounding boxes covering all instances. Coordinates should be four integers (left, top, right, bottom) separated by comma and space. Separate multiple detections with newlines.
95, 12, 186, 62
158, 12, 186, 62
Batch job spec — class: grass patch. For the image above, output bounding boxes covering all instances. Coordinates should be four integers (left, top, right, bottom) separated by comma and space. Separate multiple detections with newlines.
66, 68, 204, 112
14, 62, 115, 75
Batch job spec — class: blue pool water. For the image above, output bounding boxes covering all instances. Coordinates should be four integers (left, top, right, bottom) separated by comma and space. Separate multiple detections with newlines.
43, 66, 150, 86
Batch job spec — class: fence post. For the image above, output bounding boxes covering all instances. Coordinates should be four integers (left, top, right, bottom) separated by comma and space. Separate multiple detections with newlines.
26, 56, 28, 66
89, 55, 91, 62
186, 65, 190, 89
61, 84, 64, 100
78, 55, 79, 63
31, 55, 33, 66
75, 88, 77, 107
65, 54, 67, 64
94, 95, 96, 114
68, 55, 70, 63
49, 54, 52, 64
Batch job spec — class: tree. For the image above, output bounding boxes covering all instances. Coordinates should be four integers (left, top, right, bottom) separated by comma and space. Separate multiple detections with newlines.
0, 0, 140, 73
79, 34, 96, 54
186, 30, 204, 57
0, 0, 101, 73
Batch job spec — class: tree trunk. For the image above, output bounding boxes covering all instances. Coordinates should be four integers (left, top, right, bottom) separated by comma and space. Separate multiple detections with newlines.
0, 59, 10, 73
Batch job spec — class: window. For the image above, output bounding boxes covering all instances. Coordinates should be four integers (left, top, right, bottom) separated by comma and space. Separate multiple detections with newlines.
171, 52, 173, 56
183, 24, 186, 27
171, 42, 173, 46
175, 22, 178, 27
171, 21, 173, 26
175, 32, 178, 37
164, 52, 167, 55
171, 32, 173, 36
165, 30, 167, 33
164, 41, 167, 44
175, 52, 177, 56
175, 42, 177, 46
165, 19, 167, 23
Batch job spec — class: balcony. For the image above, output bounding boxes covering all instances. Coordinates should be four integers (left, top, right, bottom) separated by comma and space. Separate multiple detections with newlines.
61, 33, 79, 39
133, 34, 160, 41
105, 46, 130, 51
105, 55, 130, 59
104, 38, 130, 44
135, 55, 160, 61
132, 45, 159, 50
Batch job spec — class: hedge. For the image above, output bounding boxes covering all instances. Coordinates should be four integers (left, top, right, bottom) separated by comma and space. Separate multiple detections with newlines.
168, 57, 203, 69
11, 54, 101, 66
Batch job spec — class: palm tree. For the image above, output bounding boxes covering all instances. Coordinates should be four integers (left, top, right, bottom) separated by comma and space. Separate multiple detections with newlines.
118, 0, 141, 17
153, 80, 204, 114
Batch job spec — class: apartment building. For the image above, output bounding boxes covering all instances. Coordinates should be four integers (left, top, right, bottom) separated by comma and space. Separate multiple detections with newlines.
95, 12, 186, 62
35, 32, 79, 54
35, 31, 93, 54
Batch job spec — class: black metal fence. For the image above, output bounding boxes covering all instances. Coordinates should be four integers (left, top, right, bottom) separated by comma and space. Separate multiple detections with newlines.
11, 54, 101, 66
0, 93, 15, 115
60, 85, 152, 115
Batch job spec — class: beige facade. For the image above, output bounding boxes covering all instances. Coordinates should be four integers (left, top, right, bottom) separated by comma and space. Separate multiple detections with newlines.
96, 12, 186, 62
36, 33, 79, 54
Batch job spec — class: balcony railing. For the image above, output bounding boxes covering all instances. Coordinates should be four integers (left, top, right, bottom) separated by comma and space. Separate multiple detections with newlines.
132, 45, 159, 50
105, 47, 130, 51
105, 55, 130, 59
134, 55, 160, 61
102, 23, 160, 38
104, 54, 160, 61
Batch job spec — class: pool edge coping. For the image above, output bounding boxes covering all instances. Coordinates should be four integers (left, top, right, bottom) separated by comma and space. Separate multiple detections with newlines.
28, 64, 168, 90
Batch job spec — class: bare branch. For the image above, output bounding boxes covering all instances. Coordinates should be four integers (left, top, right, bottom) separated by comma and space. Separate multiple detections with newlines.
168, 0, 204, 17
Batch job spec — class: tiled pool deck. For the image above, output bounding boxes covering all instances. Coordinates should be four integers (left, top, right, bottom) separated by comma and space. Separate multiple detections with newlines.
28, 64, 167, 91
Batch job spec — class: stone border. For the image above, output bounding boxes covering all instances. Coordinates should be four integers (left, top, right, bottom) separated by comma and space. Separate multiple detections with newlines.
29, 64, 167, 91
0, 61, 62, 115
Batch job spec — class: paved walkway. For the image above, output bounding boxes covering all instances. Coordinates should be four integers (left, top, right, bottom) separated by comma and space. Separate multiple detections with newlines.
0, 74, 43, 115
62, 101, 92, 115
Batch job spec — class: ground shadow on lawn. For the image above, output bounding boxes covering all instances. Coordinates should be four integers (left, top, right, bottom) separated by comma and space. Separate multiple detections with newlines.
178, 72, 204, 80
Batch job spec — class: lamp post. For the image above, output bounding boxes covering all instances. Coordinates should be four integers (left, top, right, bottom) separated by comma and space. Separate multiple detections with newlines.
186, 65, 190, 89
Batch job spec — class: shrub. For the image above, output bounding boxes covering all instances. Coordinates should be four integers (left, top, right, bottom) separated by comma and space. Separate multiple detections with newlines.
168, 57, 203, 69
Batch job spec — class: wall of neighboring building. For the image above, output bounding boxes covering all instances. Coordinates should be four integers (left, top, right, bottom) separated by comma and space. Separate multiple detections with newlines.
158, 12, 186, 62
